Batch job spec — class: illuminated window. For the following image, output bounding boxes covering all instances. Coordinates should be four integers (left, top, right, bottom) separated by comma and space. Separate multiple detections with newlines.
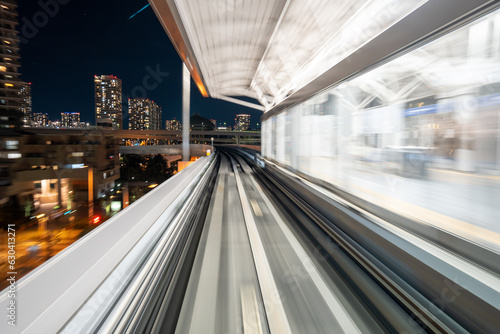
69, 152, 84, 157
7, 153, 21, 159
5, 140, 18, 149
5, 83, 13, 87
3, 40, 10, 45
0, 66, 6, 72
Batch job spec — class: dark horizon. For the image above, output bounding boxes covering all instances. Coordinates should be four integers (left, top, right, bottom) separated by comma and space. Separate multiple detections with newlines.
17, 0, 263, 129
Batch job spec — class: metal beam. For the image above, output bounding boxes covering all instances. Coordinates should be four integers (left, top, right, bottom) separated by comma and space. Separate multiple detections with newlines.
215, 94, 266, 111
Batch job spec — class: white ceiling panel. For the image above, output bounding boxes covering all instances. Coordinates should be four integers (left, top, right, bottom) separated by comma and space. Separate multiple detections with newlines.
150, 0, 499, 113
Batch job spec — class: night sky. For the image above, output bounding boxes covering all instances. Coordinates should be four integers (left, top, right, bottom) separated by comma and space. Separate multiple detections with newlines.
17, 0, 262, 129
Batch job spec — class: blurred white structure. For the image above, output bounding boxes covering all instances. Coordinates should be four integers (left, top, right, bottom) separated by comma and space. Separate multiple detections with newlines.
262, 9, 500, 239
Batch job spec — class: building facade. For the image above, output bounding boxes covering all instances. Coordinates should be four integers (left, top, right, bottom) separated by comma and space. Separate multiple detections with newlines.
33, 112, 48, 127
128, 98, 161, 130
0, 129, 120, 227
94, 75, 122, 130
234, 114, 250, 131
0, 0, 22, 130
165, 119, 181, 131
191, 114, 214, 131
19, 81, 32, 127
61, 112, 80, 128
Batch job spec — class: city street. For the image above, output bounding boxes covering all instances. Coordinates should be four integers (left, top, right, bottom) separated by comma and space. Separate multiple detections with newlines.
0, 202, 104, 291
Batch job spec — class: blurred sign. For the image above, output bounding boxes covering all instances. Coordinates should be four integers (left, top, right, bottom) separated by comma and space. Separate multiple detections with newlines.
479, 93, 500, 107
404, 104, 437, 117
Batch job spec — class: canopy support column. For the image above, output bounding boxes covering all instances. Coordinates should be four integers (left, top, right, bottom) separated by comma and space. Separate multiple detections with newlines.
182, 63, 191, 161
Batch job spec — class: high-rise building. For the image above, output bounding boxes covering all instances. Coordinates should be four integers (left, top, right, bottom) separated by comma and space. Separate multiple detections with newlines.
165, 119, 181, 131
0, 1, 22, 130
49, 120, 60, 128
234, 114, 250, 131
19, 82, 32, 127
128, 98, 161, 130
60, 113, 69, 127
70, 112, 80, 128
33, 113, 48, 127
94, 75, 122, 130
61, 112, 80, 128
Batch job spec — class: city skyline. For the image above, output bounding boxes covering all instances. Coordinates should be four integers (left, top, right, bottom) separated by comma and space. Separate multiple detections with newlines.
16, 0, 263, 129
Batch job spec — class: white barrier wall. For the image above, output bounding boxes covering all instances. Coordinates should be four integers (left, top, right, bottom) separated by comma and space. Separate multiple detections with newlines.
0, 156, 215, 334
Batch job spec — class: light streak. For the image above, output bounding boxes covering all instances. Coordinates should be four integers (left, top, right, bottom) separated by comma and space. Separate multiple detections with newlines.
128, 4, 150, 20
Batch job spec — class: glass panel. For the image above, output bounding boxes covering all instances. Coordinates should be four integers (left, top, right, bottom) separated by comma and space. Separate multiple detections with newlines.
263, 8, 500, 246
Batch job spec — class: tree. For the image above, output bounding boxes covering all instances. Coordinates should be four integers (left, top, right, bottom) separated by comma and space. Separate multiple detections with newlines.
145, 154, 169, 183
121, 154, 145, 181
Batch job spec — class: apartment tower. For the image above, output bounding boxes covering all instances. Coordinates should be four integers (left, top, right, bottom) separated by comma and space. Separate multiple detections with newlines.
94, 75, 122, 130
0, 0, 22, 130
129, 98, 161, 130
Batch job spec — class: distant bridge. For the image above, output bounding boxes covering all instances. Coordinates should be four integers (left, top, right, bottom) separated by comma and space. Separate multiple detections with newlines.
119, 144, 211, 157
27, 128, 261, 146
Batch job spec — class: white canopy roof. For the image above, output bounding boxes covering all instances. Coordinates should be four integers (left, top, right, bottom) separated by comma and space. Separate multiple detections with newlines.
149, 0, 498, 113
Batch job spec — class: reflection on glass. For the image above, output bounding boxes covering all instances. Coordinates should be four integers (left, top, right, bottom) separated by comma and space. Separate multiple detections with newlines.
263, 9, 500, 247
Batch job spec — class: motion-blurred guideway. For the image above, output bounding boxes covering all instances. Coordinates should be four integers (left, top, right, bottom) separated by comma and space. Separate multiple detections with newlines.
174, 152, 384, 333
